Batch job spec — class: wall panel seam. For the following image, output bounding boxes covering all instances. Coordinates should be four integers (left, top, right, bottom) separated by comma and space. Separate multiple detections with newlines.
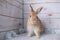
23, 2, 60, 5
0, 14, 24, 19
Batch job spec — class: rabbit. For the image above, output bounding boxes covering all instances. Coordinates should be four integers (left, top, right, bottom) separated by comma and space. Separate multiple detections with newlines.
27, 4, 44, 38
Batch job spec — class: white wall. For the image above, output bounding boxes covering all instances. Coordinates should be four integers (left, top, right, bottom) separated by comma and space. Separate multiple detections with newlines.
24, 0, 60, 34
0, 0, 23, 40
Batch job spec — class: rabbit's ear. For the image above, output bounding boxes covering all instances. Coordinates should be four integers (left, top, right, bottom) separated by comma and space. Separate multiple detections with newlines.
36, 7, 43, 14
29, 4, 34, 13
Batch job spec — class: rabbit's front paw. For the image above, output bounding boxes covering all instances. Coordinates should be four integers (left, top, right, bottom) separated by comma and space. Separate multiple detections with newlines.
34, 31, 40, 38
27, 32, 32, 37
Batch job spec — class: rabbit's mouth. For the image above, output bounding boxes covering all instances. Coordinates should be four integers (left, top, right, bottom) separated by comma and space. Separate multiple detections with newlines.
31, 17, 38, 21
31, 21, 38, 24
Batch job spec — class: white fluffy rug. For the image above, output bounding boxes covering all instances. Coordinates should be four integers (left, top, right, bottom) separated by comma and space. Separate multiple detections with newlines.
9, 33, 60, 40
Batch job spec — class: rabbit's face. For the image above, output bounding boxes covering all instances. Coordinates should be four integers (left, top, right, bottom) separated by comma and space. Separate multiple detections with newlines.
29, 4, 43, 21
30, 11, 38, 21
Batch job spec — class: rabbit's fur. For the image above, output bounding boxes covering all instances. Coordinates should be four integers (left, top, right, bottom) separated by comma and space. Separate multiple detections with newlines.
27, 4, 44, 38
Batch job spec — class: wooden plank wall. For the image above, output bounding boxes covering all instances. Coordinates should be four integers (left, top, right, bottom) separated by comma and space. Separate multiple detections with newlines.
23, 0, 60, 34
0, 0, 23, 40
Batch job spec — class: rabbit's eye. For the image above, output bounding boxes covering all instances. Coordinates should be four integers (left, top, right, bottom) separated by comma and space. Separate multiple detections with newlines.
30, 16, 31, 17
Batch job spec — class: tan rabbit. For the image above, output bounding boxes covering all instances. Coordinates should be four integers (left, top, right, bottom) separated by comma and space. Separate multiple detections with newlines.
27, 4, 44, 38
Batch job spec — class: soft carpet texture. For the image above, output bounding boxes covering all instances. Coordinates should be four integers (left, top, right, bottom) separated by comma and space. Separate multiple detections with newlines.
8, 33, 60, 40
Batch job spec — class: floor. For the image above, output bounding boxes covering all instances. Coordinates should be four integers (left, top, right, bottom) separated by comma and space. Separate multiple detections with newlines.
8, 33, 60, 40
